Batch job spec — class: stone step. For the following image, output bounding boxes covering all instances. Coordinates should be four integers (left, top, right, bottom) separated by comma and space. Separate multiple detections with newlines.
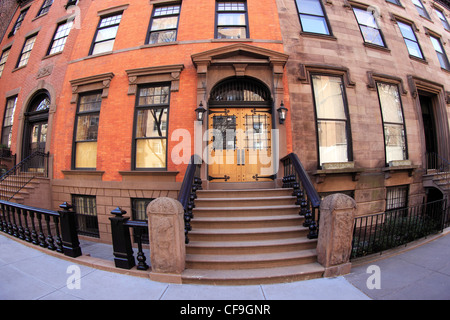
193, 205, 300, 218
188, 226, 309, 242
186, 238, 317, 255
195, 196, 297, 208
182, 263, 325, 285
196, 188, 294, 199
190, 214, 304, 229
186, 249, 317, 270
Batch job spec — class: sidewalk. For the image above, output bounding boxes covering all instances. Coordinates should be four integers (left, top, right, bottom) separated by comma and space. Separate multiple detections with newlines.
1, 229, 449, 300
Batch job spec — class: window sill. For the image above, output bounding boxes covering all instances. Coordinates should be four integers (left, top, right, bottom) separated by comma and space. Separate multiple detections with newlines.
140, 41, 179, 49
409, 55, 428, 64
62, 170, 105, 180
300, 32, 337, 41
312, 162, 363, 183
11, 65, 27, 73
364, 42, 391, 53
42, 51, 63, 60
211, 38, 253, 43
381, 160, 417, 179
119, 170, 179, 183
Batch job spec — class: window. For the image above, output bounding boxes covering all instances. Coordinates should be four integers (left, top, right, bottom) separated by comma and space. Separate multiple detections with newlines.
216, 1, 249, 39
412, 0, 430, 19
17, 34, 37, 68
0, 49, 10, 77
1, 96, 17, 148
386, 0, 402, 6
147, 4, 181, 44
397, 21, 424, 59
131, 198, 154, 244
9, 8, 29, 37
72, 195, 99, 238
377, 82, 407, 164
295, 0, 331, 35
73, 92, 102, 169
386, 185, 408, 211
352, 7, 386, 47
435, 8, 450, 32
133, 85, 170, 169
90, 13, 122, 55
37, 0, 54, 17
48, 20, 74, 55
311, 75, 352, 166
430, 35, 450, 70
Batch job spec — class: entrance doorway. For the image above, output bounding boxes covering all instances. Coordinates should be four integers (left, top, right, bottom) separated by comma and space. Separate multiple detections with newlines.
207, 78, 274, 183
419, 94, 438, 155
23, 92, 50, 172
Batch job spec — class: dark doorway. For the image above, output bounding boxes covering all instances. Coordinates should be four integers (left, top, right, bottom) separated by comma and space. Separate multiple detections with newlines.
419, 94, 438, 155
23, 92, 50, 172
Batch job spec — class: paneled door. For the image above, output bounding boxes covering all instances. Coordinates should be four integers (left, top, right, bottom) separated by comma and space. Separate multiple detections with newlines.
208, 107, 273, 182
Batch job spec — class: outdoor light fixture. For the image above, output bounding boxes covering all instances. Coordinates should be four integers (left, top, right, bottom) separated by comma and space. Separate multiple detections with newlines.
195, 102, 206, 123
277, 101, 288, 124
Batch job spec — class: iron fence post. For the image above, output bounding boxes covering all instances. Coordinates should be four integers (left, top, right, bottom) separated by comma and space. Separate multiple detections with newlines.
58, 202, 82, 258
109, 207, 135, 269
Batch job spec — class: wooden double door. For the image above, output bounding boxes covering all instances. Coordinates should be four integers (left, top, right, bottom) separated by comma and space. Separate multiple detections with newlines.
208, 107, 274, 182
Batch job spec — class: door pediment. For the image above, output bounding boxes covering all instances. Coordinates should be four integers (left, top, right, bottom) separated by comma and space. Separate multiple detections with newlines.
192, 43, 288, 72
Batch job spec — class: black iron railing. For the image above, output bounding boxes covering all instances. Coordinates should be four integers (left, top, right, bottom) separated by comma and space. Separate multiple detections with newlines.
177, 155, 202, 244
281, 153, 321, 239
0, 201, 82, 258
0, 151, 49, 201
351, 199, 450, 259
109, 207, 149, 271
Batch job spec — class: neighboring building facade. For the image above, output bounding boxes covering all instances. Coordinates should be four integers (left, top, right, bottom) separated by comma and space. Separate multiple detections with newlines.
277, 0, 450, 216
0, 0, 449, 244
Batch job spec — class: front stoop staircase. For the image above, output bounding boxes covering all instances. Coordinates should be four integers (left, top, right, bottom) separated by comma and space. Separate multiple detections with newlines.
181, 188, 324, 285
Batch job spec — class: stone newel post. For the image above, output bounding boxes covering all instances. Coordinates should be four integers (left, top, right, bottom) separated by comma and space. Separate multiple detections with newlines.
147, 197, 186, 283
317, 193, 357, 277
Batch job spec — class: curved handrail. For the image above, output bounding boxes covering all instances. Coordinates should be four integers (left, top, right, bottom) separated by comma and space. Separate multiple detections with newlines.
177, 155, 202, 244
281, 153, 321, 208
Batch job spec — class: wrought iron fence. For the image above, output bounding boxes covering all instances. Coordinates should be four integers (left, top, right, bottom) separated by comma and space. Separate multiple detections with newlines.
0, 200, 82, 258
351, 199, 450, 259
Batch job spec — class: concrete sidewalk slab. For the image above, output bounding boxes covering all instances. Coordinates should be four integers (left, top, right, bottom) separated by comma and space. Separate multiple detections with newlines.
1, 230, 450, 300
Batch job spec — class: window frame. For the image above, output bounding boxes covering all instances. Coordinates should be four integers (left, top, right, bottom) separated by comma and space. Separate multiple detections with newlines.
47, 20, 74, 56
434, 8, 450, 31
412, 0, 431, 20
376, 81, 408, 165
132, 83, 171, 171
429, 34, 450, 70
36, 0, 54, 18
16, 34, 38, 69
9, 8, 29, 37
310, 74, 353, 167
72, 194, 99, 238
0, 48, 11, 78
215, 1, 249, 39
1, 96, 17, 148
396, 20, 425, 60
386, 185, 409, 211
146, 4, 181, 44
72, 91, 102, 170
295, 0, 332, 36
89, 12, 123, 56
352, 6, 387, 48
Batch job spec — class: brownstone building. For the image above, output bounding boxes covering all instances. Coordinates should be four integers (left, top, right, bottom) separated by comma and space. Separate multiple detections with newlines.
277, 0, 450, 216
0, 0, 449, 283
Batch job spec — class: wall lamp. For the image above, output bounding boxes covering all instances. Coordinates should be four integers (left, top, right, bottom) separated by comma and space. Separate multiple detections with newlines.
277, 101, 288, 124
195, 102, 207, 123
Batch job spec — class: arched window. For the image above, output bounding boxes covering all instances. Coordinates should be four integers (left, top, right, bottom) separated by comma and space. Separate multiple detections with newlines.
209, 78, 270, 103
28, 92, 50, 114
